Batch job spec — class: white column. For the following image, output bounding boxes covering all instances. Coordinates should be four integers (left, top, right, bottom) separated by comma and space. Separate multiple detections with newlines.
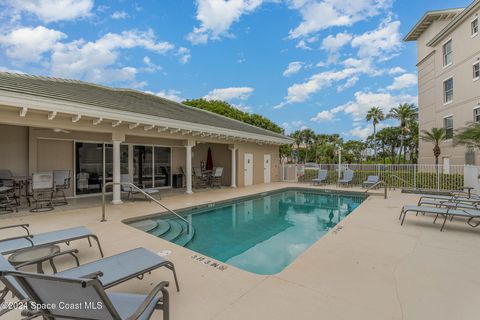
185, 145, 193, 194
111, 140, 123, 204
230, 148, 237, 188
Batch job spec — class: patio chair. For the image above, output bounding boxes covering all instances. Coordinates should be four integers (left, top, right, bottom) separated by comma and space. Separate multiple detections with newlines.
0, 225, 104, 256
0, 186, 17, 214
29, 172, 54, 212
337, 169, 354, 187
399, 204, 480, 231
1, 270, 171, 320
53, 170, 71, 206
121, 174, 161, 201
0, 247, 179, 307
193, 167, 208, 188
312, 170, 328, 185
362, 175, 379, 188
210, 167, 224, 188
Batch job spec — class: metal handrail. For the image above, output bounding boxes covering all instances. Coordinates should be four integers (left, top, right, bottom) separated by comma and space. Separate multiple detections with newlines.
364, 181, 387, 199
101, 182, 191, 234
389, 174, 414, 189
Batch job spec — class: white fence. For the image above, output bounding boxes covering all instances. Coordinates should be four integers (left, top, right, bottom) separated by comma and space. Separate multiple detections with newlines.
282, 163, 477, 192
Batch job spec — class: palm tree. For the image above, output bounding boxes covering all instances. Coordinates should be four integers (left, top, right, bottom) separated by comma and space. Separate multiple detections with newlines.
454, 123, 480, 149
420, 128, 446, 165
366, 106, 385, 161
387, 103, 418, 163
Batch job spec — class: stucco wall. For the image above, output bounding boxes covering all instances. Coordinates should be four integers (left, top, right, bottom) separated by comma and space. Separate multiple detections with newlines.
236, 142, 280, 187
0, 124, 28, 176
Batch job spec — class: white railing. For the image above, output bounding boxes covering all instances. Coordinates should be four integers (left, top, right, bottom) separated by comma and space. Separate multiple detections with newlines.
283, 163, 469, 191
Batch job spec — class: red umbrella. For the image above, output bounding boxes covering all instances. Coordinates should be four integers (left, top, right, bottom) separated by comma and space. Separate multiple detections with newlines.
206, 147, 213, 170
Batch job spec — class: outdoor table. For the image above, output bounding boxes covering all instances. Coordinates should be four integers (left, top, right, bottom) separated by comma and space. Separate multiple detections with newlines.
8, 244, 61, 273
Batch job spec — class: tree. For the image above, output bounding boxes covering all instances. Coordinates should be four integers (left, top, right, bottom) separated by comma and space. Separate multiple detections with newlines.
376, 127, 402, 164
342, 140, 365, 163
365, 107, 385, 160
420, 128, 446, 165
387, 103, 418, 163
454, 123, 480, 149
182, 99, 284, 134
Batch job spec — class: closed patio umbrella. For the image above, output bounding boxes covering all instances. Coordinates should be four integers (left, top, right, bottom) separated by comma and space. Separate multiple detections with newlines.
206, 147, 213, 170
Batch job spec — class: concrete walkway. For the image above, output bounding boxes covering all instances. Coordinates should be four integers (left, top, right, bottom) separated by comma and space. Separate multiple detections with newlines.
1, 183, 479, 319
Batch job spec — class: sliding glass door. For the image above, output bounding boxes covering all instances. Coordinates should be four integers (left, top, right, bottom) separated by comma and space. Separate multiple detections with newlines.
75, 143, 104, 195
75, 142, 171, 195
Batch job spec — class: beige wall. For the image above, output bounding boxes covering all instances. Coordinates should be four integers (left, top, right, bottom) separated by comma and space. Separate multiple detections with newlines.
416, 6, 480, 165
0, 124, 28, 176
236, 142, 280, 187
37, 139, 74, 196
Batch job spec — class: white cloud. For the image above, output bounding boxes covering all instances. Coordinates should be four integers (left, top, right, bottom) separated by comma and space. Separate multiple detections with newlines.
0, 26, 66, 63
337, 76, 358, 92
111, 11, 128, 19
187, 0, 265, 44
349, 125, 373, 139
176, 47, 191, 64
387, 66, 405, 75
321, 32, 352, 52
283, 61, 304, 77
204, 87, 254, 101
338, 90, 417, 120
351, 20, 401, 59
50, 29, 174, 82
156, 89, 184, 102
282, 120, 306, 133
310, 110, 336, 122
7, 0, 94, 23
288, 0, 392, 39
143, 56, 161, 72
387, 73, 417, 90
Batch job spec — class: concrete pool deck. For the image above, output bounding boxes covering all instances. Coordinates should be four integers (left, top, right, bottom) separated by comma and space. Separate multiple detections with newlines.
1, 182, 479, 319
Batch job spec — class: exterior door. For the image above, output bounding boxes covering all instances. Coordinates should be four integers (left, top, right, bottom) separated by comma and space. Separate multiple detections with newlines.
244, 153, 253, 186
263, 154, 271, 183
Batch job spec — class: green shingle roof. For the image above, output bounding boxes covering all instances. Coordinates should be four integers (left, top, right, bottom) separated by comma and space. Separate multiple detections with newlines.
0, 72, 289, 141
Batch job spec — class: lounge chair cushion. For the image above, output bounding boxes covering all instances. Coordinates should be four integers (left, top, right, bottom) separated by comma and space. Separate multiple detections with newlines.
109, 292, 160, 320
58, 247, 169, 288
0, 227, 92, 255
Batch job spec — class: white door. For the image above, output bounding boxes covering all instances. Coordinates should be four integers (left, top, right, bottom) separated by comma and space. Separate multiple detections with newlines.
244, 153, 253, 186
263, 154, 271, 183
443, 157, 450, 174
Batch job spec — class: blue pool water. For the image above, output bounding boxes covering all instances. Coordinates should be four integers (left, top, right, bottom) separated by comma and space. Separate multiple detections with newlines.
130, 188, 364, 275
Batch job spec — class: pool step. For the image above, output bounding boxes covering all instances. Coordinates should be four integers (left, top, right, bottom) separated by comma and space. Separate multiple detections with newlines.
151, 220, 171, 237
161, 220, 183, 242
130, 219, 158, 233
174, 220, 195, 247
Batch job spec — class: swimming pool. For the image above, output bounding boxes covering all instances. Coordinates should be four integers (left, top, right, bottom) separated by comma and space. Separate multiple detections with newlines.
128, 188, 365, 275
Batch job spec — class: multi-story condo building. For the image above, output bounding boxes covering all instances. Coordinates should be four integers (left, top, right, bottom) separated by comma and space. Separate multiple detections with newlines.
405, 0, 480, 167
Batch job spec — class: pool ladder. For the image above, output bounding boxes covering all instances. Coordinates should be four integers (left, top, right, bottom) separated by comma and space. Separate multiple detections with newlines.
100, 182, 192, 235
364, 181, 388, 199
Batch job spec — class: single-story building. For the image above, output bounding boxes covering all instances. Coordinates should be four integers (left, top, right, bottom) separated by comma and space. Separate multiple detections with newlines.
0, 72, 292, 203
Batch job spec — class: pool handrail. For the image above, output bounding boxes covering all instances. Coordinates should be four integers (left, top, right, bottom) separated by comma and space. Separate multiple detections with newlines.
364, 180, 388, 199
101, 182, 191, 234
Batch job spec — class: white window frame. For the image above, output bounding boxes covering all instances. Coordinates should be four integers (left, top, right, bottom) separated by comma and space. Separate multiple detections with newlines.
472, 16, 479, 37
473, 61, 480, 81
474, 106, 480, 123
443, 76, 454, 105
442, 38, 453, 68
443, 115, 454, 140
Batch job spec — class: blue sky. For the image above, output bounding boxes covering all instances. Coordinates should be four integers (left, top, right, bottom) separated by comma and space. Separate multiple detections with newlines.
0, 0, 471, 139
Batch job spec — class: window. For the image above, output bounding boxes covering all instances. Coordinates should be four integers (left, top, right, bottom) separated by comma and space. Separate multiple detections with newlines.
474, 108, 480, 122
443, 78, 453, 103
474, 62, 480, 80
472, 17, 479, 36
443, 116, 453, 139
443, 40, 453, 66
